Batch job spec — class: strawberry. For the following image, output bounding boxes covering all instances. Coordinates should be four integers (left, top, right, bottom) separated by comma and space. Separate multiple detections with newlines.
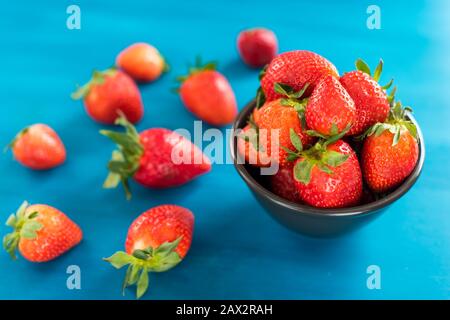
104, 204, 194, 299
260, 50, 338, 102
237, 28, 278, 68
361, 102, 419, 193
251, 106, 261, 124
3, 201, 82, 262
177, 59, 238, 126
237, 123, 273, 167
100, 115, 211, 199
116, 42, 168, 83
7, 124, 66, 170
71, 68, 144, 124
270, 162, 299, 202
340, 59, 393, 135
286, 129, 362, 208
254, 83, 315, 166
305, 75, 356, 135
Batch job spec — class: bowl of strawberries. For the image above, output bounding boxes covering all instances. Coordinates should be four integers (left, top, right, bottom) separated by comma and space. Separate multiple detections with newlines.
231, 50, 425, 237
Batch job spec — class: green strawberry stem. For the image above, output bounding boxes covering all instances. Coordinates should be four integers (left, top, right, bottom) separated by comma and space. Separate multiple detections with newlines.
176, 56, 217, 83
274, 82, 309, 100
100, 113, 144, 200
362, 101, 417, 146
255, 87, 266, 108
382, 79, 394, 90
283, 126, 350, 184
355, 58, 371, 75
4, 127, 29, 153
274, 82, 309, 127
71, 67, 117, 100
355, 58, 393, 91
387, 86, 397, 104
103, 237, 183, 299
3, 201, 42, 260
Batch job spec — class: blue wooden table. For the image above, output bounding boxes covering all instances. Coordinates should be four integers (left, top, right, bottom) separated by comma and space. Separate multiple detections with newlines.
0, 0, 449, 299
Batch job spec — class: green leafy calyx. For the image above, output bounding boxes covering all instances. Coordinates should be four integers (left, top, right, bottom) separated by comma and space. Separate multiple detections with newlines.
103, 237, 183, 299
284, 126, 350, 184
255, 86, 266, 108
4, 127, 29, 153
100, 114, 144, 200
3, 201, 42, 260
364, 101, 417, 146
274, 82, 309, 126
176, 56, 217, 83
71, 67, 117, 100
355, 58, 393, 91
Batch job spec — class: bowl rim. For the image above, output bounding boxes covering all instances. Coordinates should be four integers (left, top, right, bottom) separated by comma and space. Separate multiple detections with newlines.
230, 100, 426, 217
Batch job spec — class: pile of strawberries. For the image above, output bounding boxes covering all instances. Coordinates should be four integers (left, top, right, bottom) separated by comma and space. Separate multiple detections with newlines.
239, 50, 420, 209
5, 26, 286, 297
2, 27, 421, 299
3, 41, 243, 299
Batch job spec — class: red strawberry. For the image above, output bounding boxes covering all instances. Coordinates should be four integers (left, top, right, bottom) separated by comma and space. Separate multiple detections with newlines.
305, 75, 356, 135
340, 59, 392, 135
100, 115, 211, 199
260, 50, 338, 101
104, 204, 194, 298
7, 124, 66, 170
251, 106, 261, 124
71, 68, 143, 124
361, 102, 419, 193
237, 124, 273, 167
237, 28, 278, 68
3, 201, 82, 262
178, 59, 237, 126
286, 130, 362, 208
254, 84, 315, 166
116, 42, 168, 83
270, 163, 299, 202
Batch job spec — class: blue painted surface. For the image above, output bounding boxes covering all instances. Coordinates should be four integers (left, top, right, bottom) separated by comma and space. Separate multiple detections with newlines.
0, 0, 449, 299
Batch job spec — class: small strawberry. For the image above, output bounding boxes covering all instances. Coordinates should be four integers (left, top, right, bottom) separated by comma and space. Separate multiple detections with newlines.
104, 204, 194, 299
177, 59, 237, 126
361, 102, 419, 193
3, 201, 82, 262
100, 114, 211, 199
237, 28, 278, 68
254, 83, 315, 166
71, 68, 144, 124
340, 59, 393, 135
305, 74, 356, 135
6, 124, 66, 170
116, 42, 168, 83
286, 129, 363, 208
260, 50, 338, 102
270, 162, 299, 202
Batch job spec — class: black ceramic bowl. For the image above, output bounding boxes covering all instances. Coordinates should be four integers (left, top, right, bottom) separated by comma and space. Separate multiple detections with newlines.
230, 100, 425, 237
